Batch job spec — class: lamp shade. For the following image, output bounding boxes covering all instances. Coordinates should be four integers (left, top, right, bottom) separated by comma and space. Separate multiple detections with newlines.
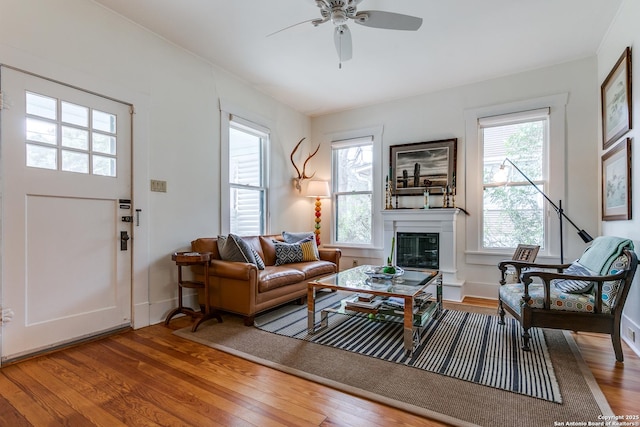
305, 180, 330, 198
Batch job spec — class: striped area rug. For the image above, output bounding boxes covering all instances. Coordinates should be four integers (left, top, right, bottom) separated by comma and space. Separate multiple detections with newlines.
255, 291, 562, 403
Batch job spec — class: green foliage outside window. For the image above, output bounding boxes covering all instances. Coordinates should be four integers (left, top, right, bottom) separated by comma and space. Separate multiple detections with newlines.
483, 122, 545, 249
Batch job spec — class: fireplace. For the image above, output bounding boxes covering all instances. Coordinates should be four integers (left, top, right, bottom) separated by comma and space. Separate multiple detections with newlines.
382, 208, 463, 300
397, 232, 439, 269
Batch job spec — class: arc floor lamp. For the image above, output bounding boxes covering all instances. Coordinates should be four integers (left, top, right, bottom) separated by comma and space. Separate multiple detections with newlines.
496, 158, 593, 263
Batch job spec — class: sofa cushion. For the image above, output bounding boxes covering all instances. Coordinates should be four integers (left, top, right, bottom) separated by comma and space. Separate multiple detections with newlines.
290, 260, 337, 279
191, 237, 220, 259
258, 266, 305, 292
274, 238, 319, 265
553, 261, 596, 294
218, 234, 264, 269
259, 236, 279, 266
283, 231, 320, 258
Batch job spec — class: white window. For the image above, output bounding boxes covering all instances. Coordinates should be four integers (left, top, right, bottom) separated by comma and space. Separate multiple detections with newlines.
464, 94, 568, 262
224, 115, 269, 235
481, 109, 549, 249
332, 136, 373, 245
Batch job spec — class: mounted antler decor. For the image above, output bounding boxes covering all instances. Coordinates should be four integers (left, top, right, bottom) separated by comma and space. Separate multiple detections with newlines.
290, 137, 320, 193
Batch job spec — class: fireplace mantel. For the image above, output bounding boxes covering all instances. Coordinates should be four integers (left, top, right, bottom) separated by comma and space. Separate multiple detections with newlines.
382, 208, 464, 301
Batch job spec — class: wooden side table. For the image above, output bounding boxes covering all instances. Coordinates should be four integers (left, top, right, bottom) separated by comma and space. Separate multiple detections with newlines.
165, 251, 222, 332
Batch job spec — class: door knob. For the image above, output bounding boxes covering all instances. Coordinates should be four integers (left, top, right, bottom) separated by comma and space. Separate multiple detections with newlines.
120, 231, 130, 251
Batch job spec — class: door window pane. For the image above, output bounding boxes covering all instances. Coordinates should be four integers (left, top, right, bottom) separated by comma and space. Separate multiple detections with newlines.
62, 126, 89, 150
93, 110, 116, 133
26, 92, 56, 120
26, 144, 57, 169
62, 150, 89, 173
26, 118, 57, 145
93, 133, 117, 155
61, 101, 88, 127
92, 155, 116, 177
23, 90, 121, 178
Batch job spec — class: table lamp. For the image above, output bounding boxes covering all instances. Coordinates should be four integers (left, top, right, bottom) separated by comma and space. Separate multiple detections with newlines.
305, 180, 331, 246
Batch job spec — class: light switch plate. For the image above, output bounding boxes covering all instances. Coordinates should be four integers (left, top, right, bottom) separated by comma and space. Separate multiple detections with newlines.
150, 179, 167, 192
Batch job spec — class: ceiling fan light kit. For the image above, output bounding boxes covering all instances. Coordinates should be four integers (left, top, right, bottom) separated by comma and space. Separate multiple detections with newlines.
282, 0, 423, 67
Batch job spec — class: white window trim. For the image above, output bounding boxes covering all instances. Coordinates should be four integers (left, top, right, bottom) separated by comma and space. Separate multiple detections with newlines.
220, 104, 271, 235
464, 93, 568, 265
324, 125, 384, 250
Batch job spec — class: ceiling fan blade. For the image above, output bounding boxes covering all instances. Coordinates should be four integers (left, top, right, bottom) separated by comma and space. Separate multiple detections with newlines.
334, 25, 353, 63
266, 18, 321, 37
354, 10, 423, 31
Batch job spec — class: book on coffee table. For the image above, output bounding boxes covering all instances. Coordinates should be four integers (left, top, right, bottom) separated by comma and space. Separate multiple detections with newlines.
346, 298, 383, 310
357, 293, 375, 302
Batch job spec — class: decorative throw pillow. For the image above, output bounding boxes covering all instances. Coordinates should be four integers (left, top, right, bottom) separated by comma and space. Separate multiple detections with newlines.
282, 231, 319, 258
217, 234, 263, 269
274, 237, 319, 265
601, 254, 628, 307
553, 262, 596, 294
216, 235, 227, 255
251, 247, 266, 270
282, 231, 314, 242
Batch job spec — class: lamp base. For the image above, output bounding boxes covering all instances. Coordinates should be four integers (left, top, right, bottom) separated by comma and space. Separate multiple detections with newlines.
314, 197, 322, 246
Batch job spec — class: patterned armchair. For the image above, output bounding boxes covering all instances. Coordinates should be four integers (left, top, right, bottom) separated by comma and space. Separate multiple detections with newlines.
497, 236, 638, 362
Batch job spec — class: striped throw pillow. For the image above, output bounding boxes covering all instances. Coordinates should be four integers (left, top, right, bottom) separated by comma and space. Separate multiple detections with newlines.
553, 262, 596, 294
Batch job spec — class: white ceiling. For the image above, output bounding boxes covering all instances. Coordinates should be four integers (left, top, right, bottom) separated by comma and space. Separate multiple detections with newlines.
92, 0, 621, 117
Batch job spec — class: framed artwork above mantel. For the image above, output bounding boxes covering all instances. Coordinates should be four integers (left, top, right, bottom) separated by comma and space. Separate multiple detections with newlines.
390, 138, 457, 196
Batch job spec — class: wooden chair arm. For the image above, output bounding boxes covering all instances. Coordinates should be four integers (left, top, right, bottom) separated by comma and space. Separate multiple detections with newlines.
498, 259, 571, 271
498, 259, 572, 285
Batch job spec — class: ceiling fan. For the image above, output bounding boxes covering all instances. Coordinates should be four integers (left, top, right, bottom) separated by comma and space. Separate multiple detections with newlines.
271, 0, 423, 67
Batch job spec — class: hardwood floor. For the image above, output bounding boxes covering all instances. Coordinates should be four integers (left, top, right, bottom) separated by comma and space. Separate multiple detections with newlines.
1, 298, 639, 426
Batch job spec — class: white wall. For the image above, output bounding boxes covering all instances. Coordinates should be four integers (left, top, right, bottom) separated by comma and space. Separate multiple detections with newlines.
3, 0, 633, 358
311, 57, 600, 300
597, 0, 640, 356
0, 0, 311, 326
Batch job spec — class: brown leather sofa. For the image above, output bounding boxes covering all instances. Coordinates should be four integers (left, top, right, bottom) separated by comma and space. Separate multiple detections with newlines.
191, 234, 341, 325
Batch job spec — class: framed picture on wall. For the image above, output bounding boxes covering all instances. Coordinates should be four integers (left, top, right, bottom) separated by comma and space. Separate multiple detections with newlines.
602, 138, 632, 221
601, 47, 632, 150
389, 138, 457, 196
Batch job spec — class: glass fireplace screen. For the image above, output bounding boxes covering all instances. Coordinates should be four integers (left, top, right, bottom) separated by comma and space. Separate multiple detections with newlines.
396, 232, 439, 269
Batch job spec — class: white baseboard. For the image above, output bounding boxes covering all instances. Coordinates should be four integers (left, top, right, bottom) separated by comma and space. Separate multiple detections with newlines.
621, 314, 640, 359
462, 281, 499, 301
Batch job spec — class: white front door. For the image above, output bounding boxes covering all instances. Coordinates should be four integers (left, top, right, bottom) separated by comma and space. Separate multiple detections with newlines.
0, 66, 132, 362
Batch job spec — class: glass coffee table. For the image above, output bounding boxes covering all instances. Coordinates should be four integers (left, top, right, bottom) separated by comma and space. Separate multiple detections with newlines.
307, 265, 442, 355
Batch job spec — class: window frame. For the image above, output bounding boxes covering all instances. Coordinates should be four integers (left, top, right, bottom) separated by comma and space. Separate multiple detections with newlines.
221, 111, 270, 235
480, 108, 550, 250
327, 126, 383, 250
464, 94, 568, 265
